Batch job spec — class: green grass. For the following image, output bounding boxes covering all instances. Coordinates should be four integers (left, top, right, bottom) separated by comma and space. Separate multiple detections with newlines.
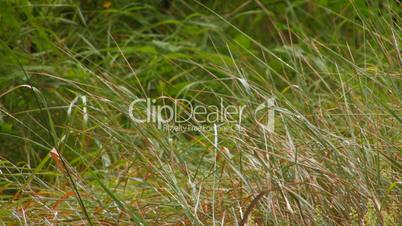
0, 0, 401, 225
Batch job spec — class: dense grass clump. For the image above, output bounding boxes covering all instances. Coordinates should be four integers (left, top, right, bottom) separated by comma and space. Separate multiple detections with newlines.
0, 0, 401, 225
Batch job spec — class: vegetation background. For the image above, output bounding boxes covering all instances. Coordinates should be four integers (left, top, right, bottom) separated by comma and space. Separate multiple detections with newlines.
0, 0, 401, 225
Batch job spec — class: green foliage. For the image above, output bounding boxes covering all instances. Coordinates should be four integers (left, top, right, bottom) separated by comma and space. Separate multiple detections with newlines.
0, 0, 401, 225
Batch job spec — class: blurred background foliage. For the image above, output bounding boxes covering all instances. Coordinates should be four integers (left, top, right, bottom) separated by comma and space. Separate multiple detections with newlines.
1, 0, 400, 161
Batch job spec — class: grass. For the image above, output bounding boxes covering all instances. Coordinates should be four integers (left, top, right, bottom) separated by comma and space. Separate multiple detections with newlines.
0, 0, 401, 225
